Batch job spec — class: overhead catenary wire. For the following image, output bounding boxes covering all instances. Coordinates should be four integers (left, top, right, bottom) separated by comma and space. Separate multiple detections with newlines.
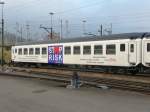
6, 0, 43, 11
6, 0, 107, 19
5, 0, 150, 22
5, 0, 150, 39
5, 0, 150, 24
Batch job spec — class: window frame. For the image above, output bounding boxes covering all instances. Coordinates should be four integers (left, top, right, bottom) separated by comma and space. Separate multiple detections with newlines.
106, 44, 116, 55
15, 48, 17, 54
35, 48, 40, 55
83, 45, 91, 55
73, 46, 80, 55
64, 46, 71, 55
94, 45, 103, 55
120, 44, 125, 52
18, 48, 22, 55
29, 48, 34, 55
24, 48, 28, 55
130, 44, 134, 53
147, 43, 150, 52
42, 47, 47, 55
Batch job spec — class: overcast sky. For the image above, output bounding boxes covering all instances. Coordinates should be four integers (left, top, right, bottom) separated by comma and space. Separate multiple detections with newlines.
2, 0, 150, 39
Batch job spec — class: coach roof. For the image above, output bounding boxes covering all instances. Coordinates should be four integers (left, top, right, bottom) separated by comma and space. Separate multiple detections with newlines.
15, 32, 150, 46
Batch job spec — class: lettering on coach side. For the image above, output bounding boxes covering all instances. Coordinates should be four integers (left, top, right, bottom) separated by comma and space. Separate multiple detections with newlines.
48, 46, 63, 64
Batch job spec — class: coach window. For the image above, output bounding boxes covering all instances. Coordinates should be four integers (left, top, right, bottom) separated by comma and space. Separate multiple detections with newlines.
147, 43, 150, 52
35, 48, 40, 55
15, 48, 17, 54
83, 46, 91, 55
130, 44, 134, 52
18, 48, 22, 55
29, 48, 34, 55
65, 46, 71, 55
42, 47, 47, 55
106, 44, 116, 55
94, 45, 103, 54
73, 46, 80, 55
120, 44, 125, 52
24, 48, 28, 55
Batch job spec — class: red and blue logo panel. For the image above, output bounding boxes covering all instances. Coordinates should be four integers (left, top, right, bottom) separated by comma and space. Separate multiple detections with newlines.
48, 45, 63, 64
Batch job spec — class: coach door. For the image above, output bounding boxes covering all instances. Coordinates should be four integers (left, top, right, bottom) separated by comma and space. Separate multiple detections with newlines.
129, 42, 137, 64
142, 40, 150, 65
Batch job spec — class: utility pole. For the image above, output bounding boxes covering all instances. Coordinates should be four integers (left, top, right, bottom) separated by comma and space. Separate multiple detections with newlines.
100, 24, 103, 36
0, 1, 4, 68
65, 20, 69, 38
98, 24, 103, 36
26, 23, 30, 41
60, 19, 63, 39
20, 26, 23, 41
110, 23, 112, 34
16, 23, 23, 42
99, 24, 103, 36
82, 20, 86, 36
49, 12, 54, 39
15, 22, 19, 43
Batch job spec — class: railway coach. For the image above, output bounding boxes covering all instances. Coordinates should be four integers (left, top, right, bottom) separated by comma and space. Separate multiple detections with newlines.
11, 33, 150, 74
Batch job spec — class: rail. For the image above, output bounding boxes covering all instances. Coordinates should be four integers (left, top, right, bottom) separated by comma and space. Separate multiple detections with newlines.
0, 66, 150, 94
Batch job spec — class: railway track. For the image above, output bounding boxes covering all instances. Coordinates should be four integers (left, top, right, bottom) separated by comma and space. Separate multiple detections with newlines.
0, 66, 150, 95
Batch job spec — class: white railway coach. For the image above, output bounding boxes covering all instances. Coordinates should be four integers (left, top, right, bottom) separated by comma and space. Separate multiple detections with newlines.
142, 34, 150, 68
11, 33, 150, 74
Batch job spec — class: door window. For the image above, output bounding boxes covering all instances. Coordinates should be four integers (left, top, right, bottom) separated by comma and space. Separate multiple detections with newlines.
130, 44, 134, 52
147, 43, 150, 52
120, 44, 125, 52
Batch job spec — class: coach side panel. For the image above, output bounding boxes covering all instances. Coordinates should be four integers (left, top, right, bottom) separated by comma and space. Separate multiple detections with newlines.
12, 38, 142, 67
12, 45, 48, 63
63, 39, 141, 67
